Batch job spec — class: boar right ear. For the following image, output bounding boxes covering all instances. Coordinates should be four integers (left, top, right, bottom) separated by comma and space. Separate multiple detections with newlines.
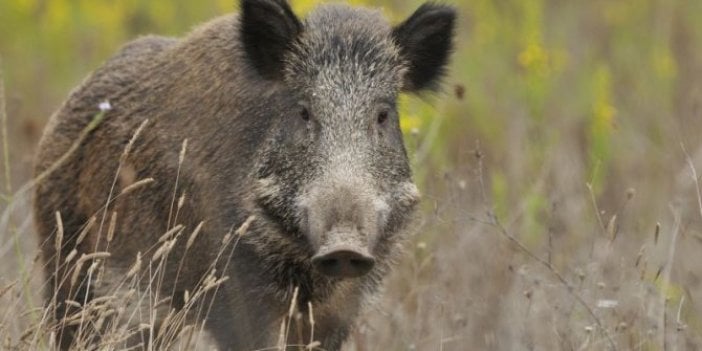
241, 0, 302, 80
393, 3, 456, 92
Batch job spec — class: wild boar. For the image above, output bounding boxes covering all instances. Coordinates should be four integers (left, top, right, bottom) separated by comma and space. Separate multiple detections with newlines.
33, 0, 455, 349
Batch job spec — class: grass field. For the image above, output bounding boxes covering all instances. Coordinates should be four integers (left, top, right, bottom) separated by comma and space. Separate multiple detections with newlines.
2, 0, 702, 349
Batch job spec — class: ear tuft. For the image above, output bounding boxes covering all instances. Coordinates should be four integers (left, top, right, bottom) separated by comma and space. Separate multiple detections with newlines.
393, 3, 456, 92
240, 0, 302, 80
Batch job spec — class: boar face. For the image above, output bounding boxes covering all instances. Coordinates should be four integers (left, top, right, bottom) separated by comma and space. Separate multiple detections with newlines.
243, 0, 455, 279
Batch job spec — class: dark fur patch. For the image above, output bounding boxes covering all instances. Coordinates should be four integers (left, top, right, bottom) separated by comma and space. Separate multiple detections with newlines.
241, 0, 303, 79
392, 3, 456, 91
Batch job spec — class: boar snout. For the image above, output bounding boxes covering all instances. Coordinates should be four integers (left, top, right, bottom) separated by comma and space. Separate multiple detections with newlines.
312, 243, 375, 278
299, 177, 389, 278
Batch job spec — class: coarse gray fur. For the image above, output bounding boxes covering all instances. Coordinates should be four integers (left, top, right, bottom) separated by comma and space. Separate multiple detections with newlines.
33, 1, 455, 350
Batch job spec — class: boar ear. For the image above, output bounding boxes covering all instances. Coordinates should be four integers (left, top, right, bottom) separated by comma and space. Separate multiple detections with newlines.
241, 0, 302, 80
393, 3, 456, 92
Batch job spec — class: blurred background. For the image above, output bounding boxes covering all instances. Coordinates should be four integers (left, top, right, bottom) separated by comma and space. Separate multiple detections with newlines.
2, 0, 702, 349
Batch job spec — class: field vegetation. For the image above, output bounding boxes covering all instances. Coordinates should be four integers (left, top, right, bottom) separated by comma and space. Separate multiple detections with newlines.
1, 0, 702, 349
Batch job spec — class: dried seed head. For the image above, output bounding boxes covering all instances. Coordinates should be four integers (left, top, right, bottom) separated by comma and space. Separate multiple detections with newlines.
107, 211, 118, 243
222, 232, 232, 245
277, 318, 286, 350
54, 212, 64, 251
178, 324, 194, 338
158, 308, 176, 337
307, 341, 322, 350
77, 252, 111, 264
48, 332, 56, 350
87, 260, 100, 275
65, 300, 82, 308
155, 297, 172, 308
121, 119, 149, 161
177, 193, 186, 210
126, 252, 142, 279
65, 249, 78, 264
70, 260, 85, 287
186, 222, 205, 249
204, 276, 229, 292
307, 301, 316, 346
91, 296, 116, 305
179, 139, 188, 166
76, 216, 97, 245
152, 239, 176, 262
95, 264, 105, 286
158, 224, 184, 243
119, 178, 155, 196
288, 286, 300, 318
95, 314, 107, 331
235, 216, 256, 237
123, 289, 136, 301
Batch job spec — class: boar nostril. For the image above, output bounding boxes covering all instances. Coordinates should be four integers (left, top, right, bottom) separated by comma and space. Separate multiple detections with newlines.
312, 250, 375, 278
317, 257, 340, 270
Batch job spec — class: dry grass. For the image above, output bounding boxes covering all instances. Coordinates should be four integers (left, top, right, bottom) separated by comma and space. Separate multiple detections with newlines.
0, 112, 328, 350
2, 1, 702, 350
1, 93, 701, 351
349, 132, 702, 350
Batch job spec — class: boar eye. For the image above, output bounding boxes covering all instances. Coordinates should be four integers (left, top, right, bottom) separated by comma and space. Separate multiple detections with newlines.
300, 107, 311, 122
377, 110, 389, 125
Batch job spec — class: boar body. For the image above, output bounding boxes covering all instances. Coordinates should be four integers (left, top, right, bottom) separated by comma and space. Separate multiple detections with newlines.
34, 1, 455, 349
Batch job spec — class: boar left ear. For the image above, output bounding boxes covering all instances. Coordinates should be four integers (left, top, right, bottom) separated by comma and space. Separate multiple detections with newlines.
393, 3, 456, 92
241, 0, 303, 80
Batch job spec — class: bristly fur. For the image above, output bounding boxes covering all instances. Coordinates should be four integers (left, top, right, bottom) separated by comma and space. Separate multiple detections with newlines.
33, 1, 455, 350
285, 5, 405, 93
